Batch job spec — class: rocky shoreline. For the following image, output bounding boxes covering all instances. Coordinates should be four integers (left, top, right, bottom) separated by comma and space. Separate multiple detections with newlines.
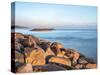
11, 32, 97, 73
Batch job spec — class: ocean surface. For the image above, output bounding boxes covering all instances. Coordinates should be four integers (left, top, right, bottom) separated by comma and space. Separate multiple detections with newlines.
12, 28, 97, 62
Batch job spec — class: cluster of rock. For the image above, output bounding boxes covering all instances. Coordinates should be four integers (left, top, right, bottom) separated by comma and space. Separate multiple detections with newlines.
11, 32, 97, 73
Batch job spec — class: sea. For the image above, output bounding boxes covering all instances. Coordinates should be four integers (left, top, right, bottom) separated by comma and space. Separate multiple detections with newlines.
12, 28, 97, 62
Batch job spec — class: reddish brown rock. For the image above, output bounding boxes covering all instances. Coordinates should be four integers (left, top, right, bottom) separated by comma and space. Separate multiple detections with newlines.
72, 51, 80, 65
21, 38, 35, 47
15, 42, 22, 50
49, 56, 71, 66
26, 47, 46, 66
50, 42, 64, 56
24, 47, 34, 58
33, 64, 66, 72
86, 64, 97, 69
15, 51, 24, 63
64, 48, 80, 65
45, 47, 55, 56
24, 35, 40, 44
75, 64, 85, 69
15, 33, 24, 39
17, 63, 33, 73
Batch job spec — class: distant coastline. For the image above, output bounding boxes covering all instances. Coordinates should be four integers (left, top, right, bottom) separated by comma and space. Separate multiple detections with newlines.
11, 25, 29, 29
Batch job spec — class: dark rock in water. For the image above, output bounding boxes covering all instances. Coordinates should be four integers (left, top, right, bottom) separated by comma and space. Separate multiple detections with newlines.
49, 56, 71, 66
26, 47, 46, 66
33, 64, 66, 72
17, 63, 33, 73
78, 57, 88, 64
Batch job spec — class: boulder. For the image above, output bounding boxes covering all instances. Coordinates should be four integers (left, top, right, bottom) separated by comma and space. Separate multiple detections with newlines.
57, 48, 68, 58
24, 47, 34, 58
78, 57, 88, 64
21, 38, 35, 47
49, 56, 71, 66
15, 42, 23, 50
75, 64, 85, 69
15, 51, 25, 63
15, 33, 25, 39
26, 47, 46, 66
17, 63, 33, 73
33, 64, 66, 72
50, 42, 64, 56
72, 51, 80, 65
86, 63, 97, 69
38, 41, 51, 51
45, 47, 55, 56
24, 35, 40, 44
64, 48, 80, 65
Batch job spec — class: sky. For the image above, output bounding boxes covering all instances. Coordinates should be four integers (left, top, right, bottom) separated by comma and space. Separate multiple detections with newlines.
11, 2, 97, 29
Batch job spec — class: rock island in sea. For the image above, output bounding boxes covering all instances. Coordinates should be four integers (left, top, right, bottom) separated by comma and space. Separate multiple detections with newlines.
30, 28, 55, 31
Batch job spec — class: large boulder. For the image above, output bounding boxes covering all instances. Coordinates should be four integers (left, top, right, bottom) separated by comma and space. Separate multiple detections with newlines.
15, 33, 25, 39
45, 47, 55, 56
86, 63, 97, 69
24, 47, 34, 58
26, 47, 46, 66
33, 64, 66, 72
21, 36, 36, 47
50, 42, 64, 56
17, 63, 33, 73
75, 64, 85, 69
38, 41, 51, 51
15, 51, 25, 63
64, 48, 80, 65
72, 51, 80, 65
49, 56, 71, 66
15, 42, 23, 50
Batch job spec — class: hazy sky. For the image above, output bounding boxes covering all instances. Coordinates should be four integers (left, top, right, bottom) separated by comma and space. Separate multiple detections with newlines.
12, 2, 97, 29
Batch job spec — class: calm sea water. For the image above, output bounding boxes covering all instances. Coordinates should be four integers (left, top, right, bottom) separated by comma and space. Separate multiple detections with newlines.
13, 28, 97, 62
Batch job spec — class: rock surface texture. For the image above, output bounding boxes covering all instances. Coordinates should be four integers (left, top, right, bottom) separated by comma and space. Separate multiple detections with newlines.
11, 32, 97, 73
